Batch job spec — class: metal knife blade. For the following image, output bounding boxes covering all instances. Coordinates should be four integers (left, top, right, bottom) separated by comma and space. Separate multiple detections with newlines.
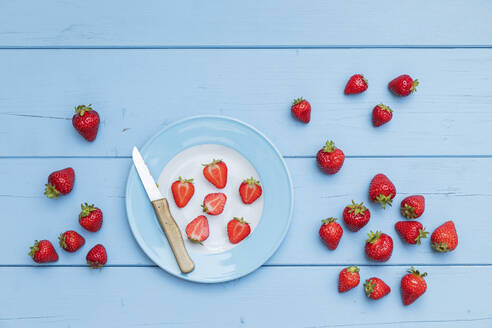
132, 146, 162, 201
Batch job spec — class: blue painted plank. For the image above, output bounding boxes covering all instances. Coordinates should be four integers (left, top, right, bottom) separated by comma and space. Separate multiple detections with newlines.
1, 157, 489, 266
0, 266, 490, 327
1, 1, 491, 47
1, 49, 492, 157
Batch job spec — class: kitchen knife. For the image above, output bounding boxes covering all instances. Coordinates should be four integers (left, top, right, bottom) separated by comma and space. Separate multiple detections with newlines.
132, 146, 195, 274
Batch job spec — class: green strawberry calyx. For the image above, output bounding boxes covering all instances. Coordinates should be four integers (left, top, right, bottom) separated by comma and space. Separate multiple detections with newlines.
347, 200, 367, 215
243, 177, 260, 186
408, 266, 427, 278
80, 203, 97, 218
28, 240, 40, 258
233, 217, 248, 224
178, 176, 194, 184
322, 217, 338, 225
432, 241, 451, 253
362, 76, 369, 86
415, 228, 429, 245
401, 203, 417, 219
87, 260, 103, 269
202, 159, 222, 167
366, 231, 382, 244
293, 97, 305, 105
364, 279, 376, 297
44, 183, 60, 199
347, 265, 360, 274
58, 233, 67, 249
74, 104, 93, 116
377, 104, 393, 113
322, 140, 336, 153
376, 193, 393, 209
410, 79, 419, 93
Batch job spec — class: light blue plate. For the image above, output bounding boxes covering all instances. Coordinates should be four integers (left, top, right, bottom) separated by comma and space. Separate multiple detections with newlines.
125, 115, 293, 283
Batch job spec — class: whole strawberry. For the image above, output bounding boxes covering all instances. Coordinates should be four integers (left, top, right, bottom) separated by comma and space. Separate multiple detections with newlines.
343, 201, 371, 232
319, 218, 343, 250
338, 266, 360, 293
86, 244, 107, 268
239, 177, 262, 204
59, 230, 85, 252
369, 173, 396, 209
291, 98, 311, 123
29, 240, 58, 263
79, 203, 103, 232
72, 104, 100, 142
372, 104, 393, 127
401, 267, 427, 306
365, 231, 393, 262
400, 195, 425, 219
44, 167, 75, 198
431, 220, 458, 252
395, 221, 428, 245
364, 277, 391, 300
316, 140, 345, 174
344, 74, 368, 95
388, 74, 418, 97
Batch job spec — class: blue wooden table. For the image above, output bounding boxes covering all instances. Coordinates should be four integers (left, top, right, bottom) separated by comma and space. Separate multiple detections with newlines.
1, 1, 492, 327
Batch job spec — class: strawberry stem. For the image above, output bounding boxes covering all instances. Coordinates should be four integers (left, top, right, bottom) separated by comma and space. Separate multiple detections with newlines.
243, 177, 260, 185
432, 241, 450, 252
415, 228, 429, 245
293, 97, 305, 105
322, 140, 336, 153
178, 176, 194, 184
74, 104, 93, 116
233, 217, 247, 224
376, 194, 393, 209
377, 104, 393, 113
58, 233, 67, 249
28, 240, 40, 258
366, 231, 382, 244
364, 279, 376, 297
401, 203, 417, 219
347, 265, 360, 274
347, 200, 367, 215
80, 203, 96, 217
322, 217, 337, 225
202, 159, 222, 167
408, 266, 427, 278
44, 183, 60, 199
410, 79, 419, 93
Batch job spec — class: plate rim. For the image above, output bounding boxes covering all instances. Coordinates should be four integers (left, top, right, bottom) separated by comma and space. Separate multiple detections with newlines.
125, 115, 294, 283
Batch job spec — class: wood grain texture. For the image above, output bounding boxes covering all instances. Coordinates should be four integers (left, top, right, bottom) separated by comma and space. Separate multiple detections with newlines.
1, 49, 492, 157
1, 0, 491, 47
1, 266, 491, 327
2, 157, 490, 266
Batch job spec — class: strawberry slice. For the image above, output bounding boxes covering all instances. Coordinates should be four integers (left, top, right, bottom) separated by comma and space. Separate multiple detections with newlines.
202, 159, 227, 189
202, 193, 227, 215
171, 177, 194, 208
239, 177, 262, 204
185, 215, 209, 243
227, 217, 251, 244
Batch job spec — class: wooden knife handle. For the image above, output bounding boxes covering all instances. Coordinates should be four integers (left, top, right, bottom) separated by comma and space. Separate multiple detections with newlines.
151, 198, 195, 274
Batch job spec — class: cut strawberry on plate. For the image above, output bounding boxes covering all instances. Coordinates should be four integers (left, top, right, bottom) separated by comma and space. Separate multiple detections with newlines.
202, 192, 227, 215
239, 177, 262, 204
186, 215, 209, 243
203, 159, 227, 189
227, 217, 251, 244
171, 177, 195, 208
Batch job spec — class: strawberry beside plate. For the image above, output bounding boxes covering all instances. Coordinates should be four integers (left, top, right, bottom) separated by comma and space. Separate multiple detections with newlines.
125, 116, 293, 283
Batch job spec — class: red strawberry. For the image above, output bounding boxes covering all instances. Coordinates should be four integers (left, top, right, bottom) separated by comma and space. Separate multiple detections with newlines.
202, 193, 227, 215
316, 140, 345, 174
401, 267, 427, 306
202, 159, 228, 189
29, 240, 59, 263
338, 266, 360, 293
372, 104, 393, 127
388, 74, 418, 97
239, 177, 262, 204
343, 201, 371, 232
365, 231, 393, 262
344, 74, 368, 95
431, 220, 458, 252
171, 177, 195, 208
395, 221, 428, 245
227, 217, 251, 244
79, 203, 103, 232
319, 218, 343, 250
185, 215, 209, 243
72, 104, 100, 142
364, 277, 391, 300
400, 195, 425, 219
86, 244, 107, 268
369, 173, 396, 209
291, 98, 311, 123
44, 167, 75, 198
59, 230, 85, 252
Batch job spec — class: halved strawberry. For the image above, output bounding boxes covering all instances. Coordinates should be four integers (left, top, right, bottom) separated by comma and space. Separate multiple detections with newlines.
185, 215, 209, 243
202, 193, 227, 215
203, 159, 227, 189
227, 217, 251, 244
239, 177, 262, 204
171, 177, 194, 208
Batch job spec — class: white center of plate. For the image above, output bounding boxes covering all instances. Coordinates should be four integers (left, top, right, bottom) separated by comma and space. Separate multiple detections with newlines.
157, 144, 264, 254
